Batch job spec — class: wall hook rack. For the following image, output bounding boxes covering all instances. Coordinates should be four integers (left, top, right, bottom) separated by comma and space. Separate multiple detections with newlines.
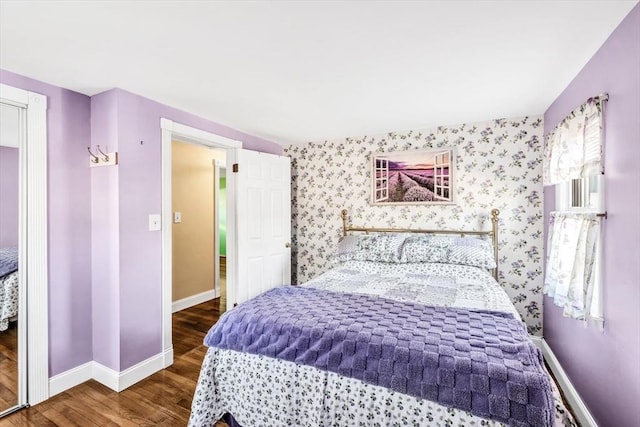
96, 145, 110, 161
88, 147, 99, 163
88, 146, 118, 167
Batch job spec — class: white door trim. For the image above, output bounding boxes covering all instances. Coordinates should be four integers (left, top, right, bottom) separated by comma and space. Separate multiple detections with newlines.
0, 83, 49, 406
160, 118, 241, 367
213, 160, 222, 301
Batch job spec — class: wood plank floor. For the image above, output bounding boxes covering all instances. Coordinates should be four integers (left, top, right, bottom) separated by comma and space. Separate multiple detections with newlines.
1, 300, 226, 427
0, 322, 18, 413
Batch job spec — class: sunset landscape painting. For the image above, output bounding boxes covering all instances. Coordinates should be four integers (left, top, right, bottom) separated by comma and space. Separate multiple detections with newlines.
371, 148, 455, 205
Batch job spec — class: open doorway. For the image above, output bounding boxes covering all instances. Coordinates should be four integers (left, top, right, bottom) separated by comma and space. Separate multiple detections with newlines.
160, 118, 241, 368
160, 118, 291, 369
170, 140, 226, 356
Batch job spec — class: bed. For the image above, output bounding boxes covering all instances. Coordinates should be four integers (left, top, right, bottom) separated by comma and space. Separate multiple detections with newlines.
0, 247, 19, 332
188, 210, 575, 427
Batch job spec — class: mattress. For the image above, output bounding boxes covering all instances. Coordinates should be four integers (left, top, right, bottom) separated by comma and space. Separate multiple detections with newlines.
188, 261, 576, 426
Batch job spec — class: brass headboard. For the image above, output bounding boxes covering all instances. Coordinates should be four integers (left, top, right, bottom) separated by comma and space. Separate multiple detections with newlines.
340, 209, 500, 280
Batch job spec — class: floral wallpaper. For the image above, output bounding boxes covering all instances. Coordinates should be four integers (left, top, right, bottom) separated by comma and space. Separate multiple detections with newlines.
284, 116, 545, 335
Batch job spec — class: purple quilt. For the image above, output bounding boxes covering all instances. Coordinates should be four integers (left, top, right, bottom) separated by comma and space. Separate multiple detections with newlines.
0, 247, 18, 277
205, 286, 553, 426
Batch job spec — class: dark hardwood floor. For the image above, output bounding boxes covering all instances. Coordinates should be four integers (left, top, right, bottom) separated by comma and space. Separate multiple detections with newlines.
1, 300, 226, 427
0, 322, 18, 413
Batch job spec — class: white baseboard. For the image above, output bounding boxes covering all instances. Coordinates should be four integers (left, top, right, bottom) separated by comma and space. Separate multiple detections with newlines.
529, 335, 543, 349
49, 348, 174, 396
92, 362, 120, 391
117, 349, 170, 391
49, 361, 93, 397
530, 336, 597, 427
163, 346, 174, 368
172, 289, 219, 313
49, 334, 595, 427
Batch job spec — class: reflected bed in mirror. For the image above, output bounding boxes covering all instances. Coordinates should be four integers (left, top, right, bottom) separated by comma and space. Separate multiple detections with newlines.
0, 247, 19, 331
0, 248, 19, 410
0, 101, 21, 415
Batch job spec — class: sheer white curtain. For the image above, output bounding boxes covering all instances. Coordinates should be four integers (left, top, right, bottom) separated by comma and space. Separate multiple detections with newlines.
543, 97, 603, 186
543, 95, 605, 325
544, 212, 602, 322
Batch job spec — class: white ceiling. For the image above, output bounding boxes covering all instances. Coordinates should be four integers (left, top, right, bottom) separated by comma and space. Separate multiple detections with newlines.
0, 1, 636, 145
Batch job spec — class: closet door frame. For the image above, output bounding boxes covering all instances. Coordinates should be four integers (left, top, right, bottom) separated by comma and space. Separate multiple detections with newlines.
0, 83, 49, 408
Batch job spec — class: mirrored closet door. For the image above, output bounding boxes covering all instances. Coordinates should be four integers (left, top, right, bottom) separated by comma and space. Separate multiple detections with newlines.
0, 101, 26, 417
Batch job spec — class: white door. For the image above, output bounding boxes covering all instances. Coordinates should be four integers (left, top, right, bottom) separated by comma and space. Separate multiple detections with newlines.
229, 149, 291, 308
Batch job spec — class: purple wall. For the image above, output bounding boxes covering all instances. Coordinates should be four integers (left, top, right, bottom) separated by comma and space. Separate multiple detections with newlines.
111, 88, 282, 369
91, 90, 121, 370
0, 69, 93, 376
0, 146, 19, 247
543, 5, 640, 426
1, 69, 283, 376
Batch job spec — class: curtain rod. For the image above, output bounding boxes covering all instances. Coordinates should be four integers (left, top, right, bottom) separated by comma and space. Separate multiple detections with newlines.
590, 93, 609, 102
551, 211, 608, 219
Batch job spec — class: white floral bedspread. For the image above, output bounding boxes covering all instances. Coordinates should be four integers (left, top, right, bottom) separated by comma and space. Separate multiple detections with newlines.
0, 271, 18, 331
188, 262, 576, 427
304, 261, 520, 319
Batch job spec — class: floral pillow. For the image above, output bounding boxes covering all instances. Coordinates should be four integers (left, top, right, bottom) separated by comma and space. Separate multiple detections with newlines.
333, 235, 360, 263
446, 237, 496, 269
400, 236, 449, 263
333, 233, 409, 263
400, 235, 496, 269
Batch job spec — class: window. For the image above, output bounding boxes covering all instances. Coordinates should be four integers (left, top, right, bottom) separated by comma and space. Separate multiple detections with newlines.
556, 174, 604, 213
553, 173, 605, 326
544, 94, 607, 327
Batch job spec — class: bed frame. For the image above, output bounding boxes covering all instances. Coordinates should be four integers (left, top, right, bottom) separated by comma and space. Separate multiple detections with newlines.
340, 208, 500, 280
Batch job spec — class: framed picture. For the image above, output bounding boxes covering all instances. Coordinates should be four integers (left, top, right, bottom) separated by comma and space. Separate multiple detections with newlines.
371, 148, 456, 205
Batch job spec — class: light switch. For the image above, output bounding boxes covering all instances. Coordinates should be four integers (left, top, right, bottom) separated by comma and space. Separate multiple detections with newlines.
148, 214, 161, 231
174, 211, 182, 224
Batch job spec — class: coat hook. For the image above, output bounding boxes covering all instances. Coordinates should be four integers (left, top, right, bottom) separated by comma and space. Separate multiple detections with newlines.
88, 147, 99, 163
96, 145, 110, 161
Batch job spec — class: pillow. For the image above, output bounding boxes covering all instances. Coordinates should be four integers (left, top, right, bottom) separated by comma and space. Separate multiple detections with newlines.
333, 233, 409, 263
400, 235, 496, 269
334, 235, 360, 262
400, 236, 449, 263
446, 237, 496, 269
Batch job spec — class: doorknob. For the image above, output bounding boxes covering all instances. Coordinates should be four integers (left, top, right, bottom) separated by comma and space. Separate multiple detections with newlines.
285, 242, 291, 248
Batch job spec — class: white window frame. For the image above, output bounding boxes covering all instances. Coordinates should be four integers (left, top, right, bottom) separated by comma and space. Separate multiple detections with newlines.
373, 158, 389, 202
433, 151, 452, 202
556, 174, 605, 213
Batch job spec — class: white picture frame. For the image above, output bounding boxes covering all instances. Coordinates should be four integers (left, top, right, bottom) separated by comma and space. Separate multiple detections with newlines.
371, 148, 456, 205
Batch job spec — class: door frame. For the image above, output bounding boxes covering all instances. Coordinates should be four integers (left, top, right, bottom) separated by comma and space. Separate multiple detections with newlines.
0, 83, 49, 408
160, 118, 240, 368
213, 160, 226, 301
